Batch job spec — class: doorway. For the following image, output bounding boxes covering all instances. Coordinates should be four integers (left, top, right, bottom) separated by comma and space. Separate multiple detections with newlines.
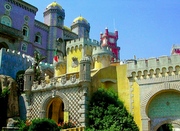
47, 98, 64, 124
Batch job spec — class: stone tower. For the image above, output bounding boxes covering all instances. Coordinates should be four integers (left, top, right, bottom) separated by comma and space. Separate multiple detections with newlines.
24, 67, 34, 119
100, 28, 120, 62
79, 57, 91, 82
79, 57, 91, 126
71, 16, 90, 38
24, 68, 34, 93
44, 2, 65, 63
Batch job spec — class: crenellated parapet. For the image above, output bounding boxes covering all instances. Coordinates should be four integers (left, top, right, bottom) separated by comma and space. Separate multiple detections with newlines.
92, 46, 112, 60
66, 38, 99, 53
127, 55, 180, 79
92, 46, 112, 70
0, 48, 32, 79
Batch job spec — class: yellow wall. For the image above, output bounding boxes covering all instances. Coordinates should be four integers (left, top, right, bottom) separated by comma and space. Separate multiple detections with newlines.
132, 81, 142, 130
54, 64, 66, 77
116, 64, 130, 109
91, 66, 117, 94
116, 64, 142, 130
66, 47, 82, 73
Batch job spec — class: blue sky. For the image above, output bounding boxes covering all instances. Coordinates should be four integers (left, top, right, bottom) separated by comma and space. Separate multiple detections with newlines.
24, 0, 180, 61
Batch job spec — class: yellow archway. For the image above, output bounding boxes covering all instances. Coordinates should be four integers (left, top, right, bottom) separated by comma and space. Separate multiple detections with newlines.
47, 98, 64, 124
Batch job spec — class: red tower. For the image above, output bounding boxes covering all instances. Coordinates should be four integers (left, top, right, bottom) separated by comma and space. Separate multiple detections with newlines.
100, 28, 120, 62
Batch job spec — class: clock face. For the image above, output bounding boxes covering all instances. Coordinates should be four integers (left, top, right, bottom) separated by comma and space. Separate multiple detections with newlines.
109, 38, 114, 43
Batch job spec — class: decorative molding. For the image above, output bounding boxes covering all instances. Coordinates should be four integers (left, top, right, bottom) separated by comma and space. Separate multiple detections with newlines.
7, 0, 38, 14
141, 81, 180, 119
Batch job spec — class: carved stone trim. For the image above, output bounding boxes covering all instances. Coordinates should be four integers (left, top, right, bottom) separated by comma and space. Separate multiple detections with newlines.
141, 81, 180, 130
39, 92, 69, 118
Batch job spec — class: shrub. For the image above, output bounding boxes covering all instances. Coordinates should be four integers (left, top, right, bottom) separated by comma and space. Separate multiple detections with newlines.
87, 88, 139, 131
18, 119, 31, 131
28, 118, 59, 131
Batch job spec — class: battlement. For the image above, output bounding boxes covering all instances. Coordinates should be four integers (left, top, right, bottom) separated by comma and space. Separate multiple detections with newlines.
127, 54, 180, 79
92, 46, 112, 56
0, 48, 32, 78
66, 38, 99, 47
0, 48, 32, 63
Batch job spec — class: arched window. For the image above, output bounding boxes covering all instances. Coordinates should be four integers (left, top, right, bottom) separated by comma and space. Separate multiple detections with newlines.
22, 25, 29, 41
35, 32, 42, 44
1, 15, 12, 26
21, 43, 27, 52
22, 26, 29, 36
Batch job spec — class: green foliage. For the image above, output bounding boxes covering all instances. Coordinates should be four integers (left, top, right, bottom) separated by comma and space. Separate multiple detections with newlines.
0, 86, 10, 98
157, 123, 173, 131
15, 119, 28, 131
33, 51, 46, 83
87, 88, 139, 131
28, 118, 59, 131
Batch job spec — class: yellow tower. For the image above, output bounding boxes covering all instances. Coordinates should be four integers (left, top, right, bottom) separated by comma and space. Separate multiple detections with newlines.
92, 46, 112, 70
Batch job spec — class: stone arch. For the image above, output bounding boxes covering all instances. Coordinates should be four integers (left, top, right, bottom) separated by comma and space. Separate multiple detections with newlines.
39, 91, 69, 119
142, 82, 180, 118
141, 81, 180, 130
153, 119, 180, 131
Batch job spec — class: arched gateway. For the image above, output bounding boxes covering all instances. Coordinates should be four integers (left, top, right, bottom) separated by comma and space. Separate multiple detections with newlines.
141, 81, 180, 131
39, 92, 69, 124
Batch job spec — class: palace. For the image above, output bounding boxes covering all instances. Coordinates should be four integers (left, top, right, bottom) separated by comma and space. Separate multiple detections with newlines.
1, 1, 180, 131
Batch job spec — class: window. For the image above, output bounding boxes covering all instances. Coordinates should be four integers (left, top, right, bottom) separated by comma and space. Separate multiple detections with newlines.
21, 43, 27, 52
35, 32, 41, 44
1, 15, 12, 26
22, 25, 29, 41
23, 26, 28, 36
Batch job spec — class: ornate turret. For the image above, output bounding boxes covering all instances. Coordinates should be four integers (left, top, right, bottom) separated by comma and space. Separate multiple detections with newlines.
100, 28, 120, 62
92, 46, 112, 70
44, 2, 65, 63
24, 67, 34, 92
71, 16, 90, 38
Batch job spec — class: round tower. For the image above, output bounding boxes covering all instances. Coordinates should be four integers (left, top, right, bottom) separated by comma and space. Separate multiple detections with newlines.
92, 46, 112, 70
71, 16, 90, 38
24, 67, 34, 92
79, 57, 91, 82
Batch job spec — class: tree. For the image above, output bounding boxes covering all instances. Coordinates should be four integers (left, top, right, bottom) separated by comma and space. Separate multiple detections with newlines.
87, 88, 139, 131
33, 51, 46, 83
